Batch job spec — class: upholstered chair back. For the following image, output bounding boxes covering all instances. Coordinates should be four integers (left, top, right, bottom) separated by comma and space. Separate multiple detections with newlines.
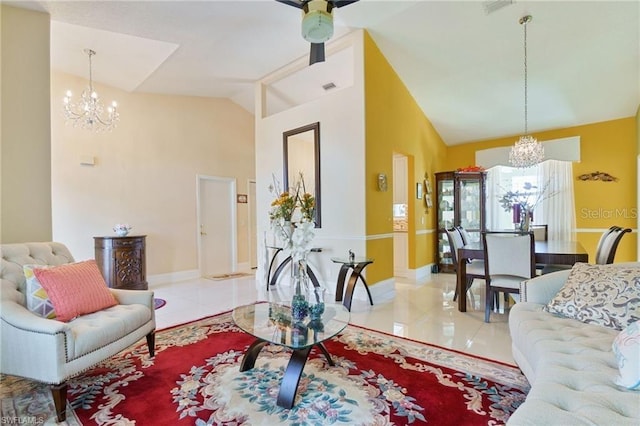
484, 232, 535, 279
0, 242, 74, 304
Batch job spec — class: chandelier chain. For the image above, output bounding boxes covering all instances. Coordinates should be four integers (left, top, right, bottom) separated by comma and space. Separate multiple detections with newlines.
523, 18, 528, 135
87, 49, 94, 93
509, 14, 543, 169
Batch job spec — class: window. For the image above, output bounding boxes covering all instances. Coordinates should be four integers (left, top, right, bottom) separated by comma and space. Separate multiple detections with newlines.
487, 165, 541, 230
487, 160, 575, 240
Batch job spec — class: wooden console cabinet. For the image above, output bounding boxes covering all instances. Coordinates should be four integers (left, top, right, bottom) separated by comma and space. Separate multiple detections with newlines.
94, 235, 148, 290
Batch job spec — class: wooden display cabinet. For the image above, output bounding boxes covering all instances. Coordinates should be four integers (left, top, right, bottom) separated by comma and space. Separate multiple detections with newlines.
435, 171, 487, 272
94, 235, 148, 290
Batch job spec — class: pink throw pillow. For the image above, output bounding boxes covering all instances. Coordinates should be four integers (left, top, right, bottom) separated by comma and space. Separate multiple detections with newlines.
33, 260, 117, 322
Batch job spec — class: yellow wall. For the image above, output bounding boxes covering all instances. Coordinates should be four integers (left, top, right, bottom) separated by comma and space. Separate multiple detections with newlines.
636, 104, 639, 261
446, 117, 637, 262
637, 105, 640, 152
363, 32, 448, 283
1, 5, 52, 243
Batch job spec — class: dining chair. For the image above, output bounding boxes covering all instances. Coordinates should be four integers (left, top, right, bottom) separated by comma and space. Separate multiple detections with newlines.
455, 225, 472, 245
541, 226, 625, 274
445, 228, 485, 303
530, 224, 548, 241
482, 231, 535, 323
595, 226, 631, 264
530, 224, 548, 274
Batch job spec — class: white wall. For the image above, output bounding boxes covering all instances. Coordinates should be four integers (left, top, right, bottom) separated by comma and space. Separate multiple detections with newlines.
255, 31, 367, 288
51, 71, 255, 275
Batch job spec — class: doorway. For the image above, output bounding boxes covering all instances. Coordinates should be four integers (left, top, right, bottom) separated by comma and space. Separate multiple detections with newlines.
197, 175, 237, 277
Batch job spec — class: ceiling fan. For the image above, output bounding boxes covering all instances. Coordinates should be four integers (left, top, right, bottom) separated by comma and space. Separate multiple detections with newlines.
276, 0, 360, 65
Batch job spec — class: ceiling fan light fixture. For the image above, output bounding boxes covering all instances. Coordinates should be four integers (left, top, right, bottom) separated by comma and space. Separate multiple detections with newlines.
301, 4, 334, 43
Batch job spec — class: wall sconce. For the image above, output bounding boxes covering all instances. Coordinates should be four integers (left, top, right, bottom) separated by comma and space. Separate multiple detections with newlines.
377, 173, 388, 191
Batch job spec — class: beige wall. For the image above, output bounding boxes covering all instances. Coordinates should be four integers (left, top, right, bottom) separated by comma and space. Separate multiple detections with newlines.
51, 71, 255, 276
1, 5, 52, 243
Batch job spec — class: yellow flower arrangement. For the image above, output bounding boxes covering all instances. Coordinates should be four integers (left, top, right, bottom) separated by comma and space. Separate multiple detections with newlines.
269, 173, 315, 224
269, 173, 316, 262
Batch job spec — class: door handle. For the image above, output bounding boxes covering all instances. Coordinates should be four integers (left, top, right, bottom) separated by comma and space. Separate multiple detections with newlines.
200, 224, 207, 236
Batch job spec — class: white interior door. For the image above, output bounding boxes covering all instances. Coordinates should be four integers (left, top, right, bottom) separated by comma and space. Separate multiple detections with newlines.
198, 176, 236, 277
248, 180, 258, 269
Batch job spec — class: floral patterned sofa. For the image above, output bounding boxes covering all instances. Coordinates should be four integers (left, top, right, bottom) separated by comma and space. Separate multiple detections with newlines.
507, 263, 640, 425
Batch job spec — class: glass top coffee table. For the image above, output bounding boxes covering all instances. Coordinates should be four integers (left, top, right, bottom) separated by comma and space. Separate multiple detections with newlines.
232, 301, 350, 409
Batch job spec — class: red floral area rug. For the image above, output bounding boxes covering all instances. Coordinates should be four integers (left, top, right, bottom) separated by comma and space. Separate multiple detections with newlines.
67, 312, 529, 425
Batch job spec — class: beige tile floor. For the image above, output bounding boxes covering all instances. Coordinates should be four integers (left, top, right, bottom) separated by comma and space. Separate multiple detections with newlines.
151, 272, 515, 365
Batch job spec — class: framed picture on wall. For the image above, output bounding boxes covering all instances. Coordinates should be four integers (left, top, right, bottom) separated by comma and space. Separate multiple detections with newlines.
237, 194, 248, 203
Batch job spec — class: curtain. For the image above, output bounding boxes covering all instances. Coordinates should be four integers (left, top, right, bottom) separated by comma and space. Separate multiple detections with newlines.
537, 160, 576, 241
485, 167, 502, 231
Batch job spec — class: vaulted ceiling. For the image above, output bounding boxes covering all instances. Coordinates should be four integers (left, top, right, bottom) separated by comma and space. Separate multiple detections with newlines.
9, 0, 640, 145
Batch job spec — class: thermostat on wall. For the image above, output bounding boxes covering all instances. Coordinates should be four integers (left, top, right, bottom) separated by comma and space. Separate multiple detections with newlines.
80, 156, 95, 166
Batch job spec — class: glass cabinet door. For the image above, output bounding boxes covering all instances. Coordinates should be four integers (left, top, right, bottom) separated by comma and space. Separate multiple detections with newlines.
454, 172, 486, 244
435, 172, 455, 272
458, 178, 481, 243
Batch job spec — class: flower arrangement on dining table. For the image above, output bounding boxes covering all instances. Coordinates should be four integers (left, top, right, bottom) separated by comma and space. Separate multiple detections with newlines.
499, 181, 554, 231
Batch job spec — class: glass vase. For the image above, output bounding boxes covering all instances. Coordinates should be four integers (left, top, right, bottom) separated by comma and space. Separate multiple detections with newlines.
290, 258, 309, 322
519, 209, 532, 232
308, 286, 325, 321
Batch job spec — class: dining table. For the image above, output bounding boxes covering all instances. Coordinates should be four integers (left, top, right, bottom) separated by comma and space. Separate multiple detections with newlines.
456, 239, 589, 312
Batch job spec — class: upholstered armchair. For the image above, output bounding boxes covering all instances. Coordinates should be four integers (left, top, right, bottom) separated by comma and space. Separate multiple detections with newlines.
0, 242, 156, 422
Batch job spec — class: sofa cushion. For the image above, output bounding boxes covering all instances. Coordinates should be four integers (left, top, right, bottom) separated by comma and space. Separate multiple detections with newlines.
510, 303, 619, 384
23, 264, 57, 319
33, 260, 117, 322
67, 303, 153, 359
509, 303, 639, 425
612, 320, 640, 390
544, 263, 640, 330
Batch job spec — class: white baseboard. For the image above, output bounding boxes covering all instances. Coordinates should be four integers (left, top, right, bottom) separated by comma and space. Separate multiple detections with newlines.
345, 277, 396, 304
391, 264, 433, 282
410, 264, 433, 282
148, 269, 200, 287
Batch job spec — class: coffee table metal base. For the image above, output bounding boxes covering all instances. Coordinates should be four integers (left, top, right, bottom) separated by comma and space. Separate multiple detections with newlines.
239, 338, 334, 409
